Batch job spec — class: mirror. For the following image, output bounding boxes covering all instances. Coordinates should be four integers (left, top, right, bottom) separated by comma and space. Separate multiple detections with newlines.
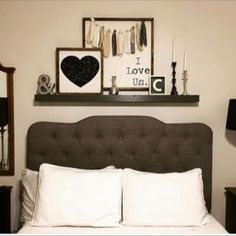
0, 63, 15, 176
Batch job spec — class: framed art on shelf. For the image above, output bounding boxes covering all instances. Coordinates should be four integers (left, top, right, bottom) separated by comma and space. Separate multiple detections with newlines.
82, 17, 154, 92
56, 48, 103, 94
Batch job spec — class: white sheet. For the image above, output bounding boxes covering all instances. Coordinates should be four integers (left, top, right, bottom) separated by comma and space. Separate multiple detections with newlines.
17, 214, 228, 235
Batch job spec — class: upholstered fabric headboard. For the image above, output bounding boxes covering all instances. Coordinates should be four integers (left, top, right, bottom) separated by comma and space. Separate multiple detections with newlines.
27, 116, 212, 211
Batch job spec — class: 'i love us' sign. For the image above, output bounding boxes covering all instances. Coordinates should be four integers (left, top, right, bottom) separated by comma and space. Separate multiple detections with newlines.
83, 17, 154, 91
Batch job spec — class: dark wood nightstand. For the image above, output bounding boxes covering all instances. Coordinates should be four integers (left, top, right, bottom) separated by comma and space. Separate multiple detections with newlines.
225, 187, 236, 233
0, 186, 12, 233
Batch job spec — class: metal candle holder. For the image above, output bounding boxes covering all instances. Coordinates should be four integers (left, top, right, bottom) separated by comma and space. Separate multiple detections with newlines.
182, 70, 188, 95
171, 62, 178, 95
109, 76, 119, 95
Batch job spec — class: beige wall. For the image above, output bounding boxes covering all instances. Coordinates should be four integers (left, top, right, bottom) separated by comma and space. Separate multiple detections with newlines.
0, 0, 236, 231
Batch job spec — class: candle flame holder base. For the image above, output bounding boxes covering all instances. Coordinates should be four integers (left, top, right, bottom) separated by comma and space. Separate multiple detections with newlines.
182, 70, 188, 95
171, 62, 178, 95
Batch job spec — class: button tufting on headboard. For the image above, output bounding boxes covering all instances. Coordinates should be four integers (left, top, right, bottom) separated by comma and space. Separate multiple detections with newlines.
26, 116, 212, 211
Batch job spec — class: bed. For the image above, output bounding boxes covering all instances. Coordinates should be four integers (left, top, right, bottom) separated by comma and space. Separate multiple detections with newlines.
17, 116, 227, 234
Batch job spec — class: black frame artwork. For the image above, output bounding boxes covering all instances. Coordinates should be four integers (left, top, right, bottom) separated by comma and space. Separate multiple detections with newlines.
56, 48, 103, 94
82, 17, 154, 92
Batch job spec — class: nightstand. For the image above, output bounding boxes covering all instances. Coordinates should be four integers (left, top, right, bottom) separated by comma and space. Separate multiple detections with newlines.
225, 187, 236, 233
0, 186, 12, 233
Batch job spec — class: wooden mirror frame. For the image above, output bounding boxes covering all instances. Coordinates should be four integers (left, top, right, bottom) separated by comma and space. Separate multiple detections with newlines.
0, 63, 15, 176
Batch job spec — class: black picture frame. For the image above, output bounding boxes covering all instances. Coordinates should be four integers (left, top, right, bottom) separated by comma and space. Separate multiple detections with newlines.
82, 17, 154, 92
56, 47, 103, 94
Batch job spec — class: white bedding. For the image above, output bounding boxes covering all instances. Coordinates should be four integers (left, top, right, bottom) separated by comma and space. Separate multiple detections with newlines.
18, 214, 228, 235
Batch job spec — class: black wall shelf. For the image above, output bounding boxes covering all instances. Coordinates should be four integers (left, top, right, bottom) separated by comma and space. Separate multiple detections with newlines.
34, 94, 199, 105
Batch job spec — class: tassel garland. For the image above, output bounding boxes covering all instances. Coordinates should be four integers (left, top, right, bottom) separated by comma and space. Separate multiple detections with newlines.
86, 18, 148, 58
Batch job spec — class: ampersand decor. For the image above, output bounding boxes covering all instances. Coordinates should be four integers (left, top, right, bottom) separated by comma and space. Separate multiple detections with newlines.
37, 74, 55, 95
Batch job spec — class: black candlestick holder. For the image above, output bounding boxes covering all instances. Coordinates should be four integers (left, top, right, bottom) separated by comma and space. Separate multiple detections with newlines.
171, 62, 178, 95
0, 126, 7, 170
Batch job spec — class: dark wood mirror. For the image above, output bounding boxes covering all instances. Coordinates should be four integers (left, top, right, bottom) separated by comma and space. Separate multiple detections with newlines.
0, 63, 15, 176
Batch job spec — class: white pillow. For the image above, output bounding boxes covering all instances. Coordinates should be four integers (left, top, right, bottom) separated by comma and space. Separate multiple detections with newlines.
20, 165, 115, 223
20, 169, 38, 223
31, 164, 122, 227
123, 168, 209, 226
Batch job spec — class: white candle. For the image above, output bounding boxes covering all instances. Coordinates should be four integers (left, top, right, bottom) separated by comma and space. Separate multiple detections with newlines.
172, 39, 176, 62
183, 50, 187, 70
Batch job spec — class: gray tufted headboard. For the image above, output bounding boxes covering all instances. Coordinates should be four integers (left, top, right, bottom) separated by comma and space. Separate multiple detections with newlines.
27, 116, 212, 211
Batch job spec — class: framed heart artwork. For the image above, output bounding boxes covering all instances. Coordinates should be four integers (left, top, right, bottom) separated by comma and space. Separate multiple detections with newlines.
56, 48, 103, 94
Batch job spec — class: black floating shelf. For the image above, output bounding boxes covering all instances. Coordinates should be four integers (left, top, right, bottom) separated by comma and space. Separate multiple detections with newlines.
34, 94, 199, 105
